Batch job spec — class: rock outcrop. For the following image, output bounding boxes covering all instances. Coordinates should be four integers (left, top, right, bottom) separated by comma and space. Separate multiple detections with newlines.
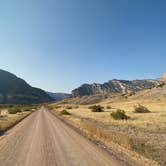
72, 79, 163, 97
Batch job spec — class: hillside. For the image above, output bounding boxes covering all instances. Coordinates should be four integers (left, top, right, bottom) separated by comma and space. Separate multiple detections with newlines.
0, 69, 53, 104
50, 84, 166, 165
60, 83, 166, 105
72, 79, 163, 97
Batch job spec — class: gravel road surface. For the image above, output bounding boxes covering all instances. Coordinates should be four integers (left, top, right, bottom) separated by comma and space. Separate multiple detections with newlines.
0, 108, 126, 166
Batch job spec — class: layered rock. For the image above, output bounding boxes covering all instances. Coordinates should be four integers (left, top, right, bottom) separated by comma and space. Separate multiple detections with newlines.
72, 79, 163, 97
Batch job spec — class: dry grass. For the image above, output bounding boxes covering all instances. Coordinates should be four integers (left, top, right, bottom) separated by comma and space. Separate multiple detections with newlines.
0, 105, 37, 133
0, 112, 31, 132
49, 96, 166, 165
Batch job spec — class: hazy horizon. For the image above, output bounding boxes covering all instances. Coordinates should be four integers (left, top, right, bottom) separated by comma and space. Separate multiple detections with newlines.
1, 0, 166, 93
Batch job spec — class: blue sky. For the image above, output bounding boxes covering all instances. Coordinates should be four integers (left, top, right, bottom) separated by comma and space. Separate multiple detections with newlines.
0, 0, 166, 92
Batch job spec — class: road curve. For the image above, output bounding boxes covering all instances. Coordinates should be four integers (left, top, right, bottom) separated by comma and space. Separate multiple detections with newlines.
0, 108, 126, 166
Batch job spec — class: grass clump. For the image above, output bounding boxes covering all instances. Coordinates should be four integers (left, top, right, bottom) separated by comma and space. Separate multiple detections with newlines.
106, 106, 111, 109
89, 105, 104, 112
66, 106, 72, 109
156, 83, 165, 88
134, 104, 151, 113
55, 105, 61, 109
45, 105, 55, 110
8, 107, 22, 114
111, 109, 130, 120
60, 110, 71, 115
7, 105, 37, 114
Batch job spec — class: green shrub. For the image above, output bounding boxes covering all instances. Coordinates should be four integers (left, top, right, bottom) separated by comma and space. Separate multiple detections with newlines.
60, 110, 71, 115
106, 106, 111, 109
46, 105, 55, 110
156, 83, 165, 88
89, 105, 104, 112
66, 106, 72, 109
134, 104, 151, 113
110, 109, 130, 120
8, 108, 22, 114
128, 92, 136, 96
55, 105, 61, 109
23, 108, 31, 112
0, 104, 14, 109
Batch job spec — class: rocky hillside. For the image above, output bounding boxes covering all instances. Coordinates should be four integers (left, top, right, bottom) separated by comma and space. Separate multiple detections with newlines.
72, 79, 163, 97
47, 92, 70, 101
0, 69, 53, 104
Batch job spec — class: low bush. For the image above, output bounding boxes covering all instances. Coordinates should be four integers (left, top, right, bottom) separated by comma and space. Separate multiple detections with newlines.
23, 108, 31, 112
106, 106, 111, 109
156, 83, 165, 88
8, 108, 22, 114
134, 104, 151, 113
0, 104, 14, 109
128, 92, 136, 96
7, 105, 36, 114
66, 106, 72, 109
89, 105, 104, 112
110, 109, 130, 120
60, 110, 71, 115
55, 105, 61, 109
46, 105, 55, 110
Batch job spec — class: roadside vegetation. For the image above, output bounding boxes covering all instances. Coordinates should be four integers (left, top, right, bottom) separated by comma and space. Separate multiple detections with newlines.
106, 105, 111, 109
60, 109, 71, 115
0, 104, 38, 133
47, 95, 166, 165
66, 106, 73, 109
133, 104, 151, 113
110, 109, 130, 120
88, 105, 104, 112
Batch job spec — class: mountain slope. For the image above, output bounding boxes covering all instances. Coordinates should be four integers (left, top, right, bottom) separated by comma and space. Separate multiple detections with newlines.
0, 69, 53, 104
72, 79, 163, 97
47, 92, 70, 101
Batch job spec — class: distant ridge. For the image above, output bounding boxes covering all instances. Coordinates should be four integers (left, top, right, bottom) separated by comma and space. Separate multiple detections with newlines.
0, 69, 53, 104
72, 79, 163, 97
47, 92, 71, 101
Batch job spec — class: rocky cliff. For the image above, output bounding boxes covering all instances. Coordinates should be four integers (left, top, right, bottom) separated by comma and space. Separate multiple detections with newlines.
72, 79, 163, 97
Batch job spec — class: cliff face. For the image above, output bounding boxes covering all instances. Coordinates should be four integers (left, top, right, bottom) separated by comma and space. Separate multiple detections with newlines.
0, 69, 53, 104
163, 72, 166, 84
72, 79, 163, 97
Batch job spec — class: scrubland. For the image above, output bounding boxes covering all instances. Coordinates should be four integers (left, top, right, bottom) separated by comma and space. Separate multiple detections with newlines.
48, 88, 166, 166
0, 105, 37, 133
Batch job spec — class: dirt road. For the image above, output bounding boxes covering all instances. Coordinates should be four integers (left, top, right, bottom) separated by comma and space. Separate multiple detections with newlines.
0, 108, 126, 166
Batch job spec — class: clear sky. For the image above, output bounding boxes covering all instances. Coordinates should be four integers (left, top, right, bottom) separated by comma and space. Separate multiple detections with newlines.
0, 0, 166, 93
